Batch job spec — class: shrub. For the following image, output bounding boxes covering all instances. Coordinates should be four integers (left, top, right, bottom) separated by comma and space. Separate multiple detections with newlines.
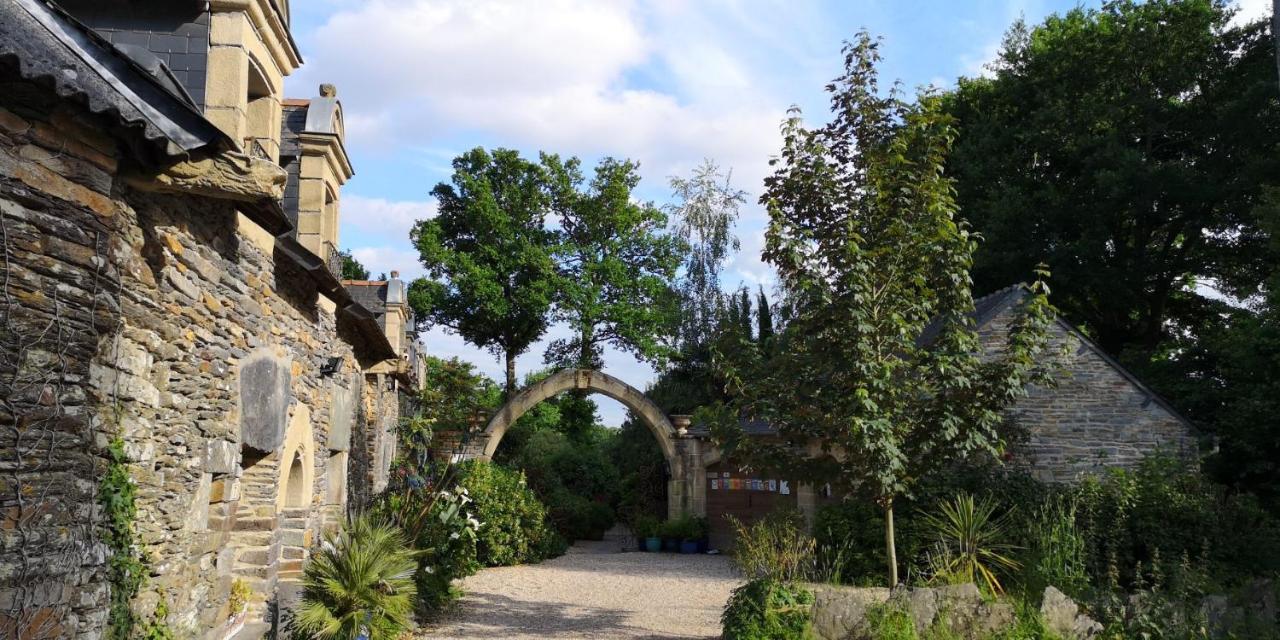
1021, 494, 1089, 602
729, 509, 815, 583
919, 494, 1021, 595
721, 579, 814, 640
372, 471, 481, 615
454, 460, 562, 567
511, 430, 620, 541
291, 516, 418, 640
813, 499, 897, 586
632, 514, 659, 539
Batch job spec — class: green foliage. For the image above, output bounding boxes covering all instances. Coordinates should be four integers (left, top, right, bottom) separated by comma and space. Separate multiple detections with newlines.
943, 0, 1280, 506
411, 147, 559, 394
631, 514, 659, 539
541, 154, 682, 369
338, 250, 369, 281
866, 602, 919, 640
814, 500, 897, 586
99, 437, 145, 640
227, 579, 250, 619
920, 494, 1021, 595
728, 510, 815, 584
1021, 495, 1090, 602
370, 468, 481, 615
713, 32, 1055, 587
453, 461, 563, 567
720, 579, 815, 640
509, 429, 619, 541
411, 356, 499, 453
659, 515, 707, 541
291, 516, 419, 640
1074, 456, 1280, 593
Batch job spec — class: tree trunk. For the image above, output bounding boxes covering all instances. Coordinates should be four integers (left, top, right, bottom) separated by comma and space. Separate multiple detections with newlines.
884, 498, 899, 588
504, 350, 517, 399
1273, 0, 1279, 91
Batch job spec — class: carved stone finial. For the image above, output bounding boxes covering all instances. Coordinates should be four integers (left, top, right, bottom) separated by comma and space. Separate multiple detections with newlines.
319, 83, 337, 98
390, 270, 400, 279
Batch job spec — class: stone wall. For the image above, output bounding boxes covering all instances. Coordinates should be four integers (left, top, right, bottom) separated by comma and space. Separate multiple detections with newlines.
0, 99, 122, 640
0, 78, 378, 637
983, 304, 1197, 482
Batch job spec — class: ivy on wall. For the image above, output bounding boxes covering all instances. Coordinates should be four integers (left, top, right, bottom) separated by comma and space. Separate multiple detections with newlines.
99, 437, 145, 639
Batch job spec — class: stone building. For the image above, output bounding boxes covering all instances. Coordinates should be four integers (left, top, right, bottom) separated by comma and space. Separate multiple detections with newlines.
0, 0, 415, 638
693, 285, 1198, 549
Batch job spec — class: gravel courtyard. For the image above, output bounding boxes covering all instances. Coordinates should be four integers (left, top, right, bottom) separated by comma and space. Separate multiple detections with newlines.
420, 534, 741, 639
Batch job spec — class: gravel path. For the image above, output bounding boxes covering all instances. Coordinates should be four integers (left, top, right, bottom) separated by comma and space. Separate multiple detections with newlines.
419, 532, 741, 639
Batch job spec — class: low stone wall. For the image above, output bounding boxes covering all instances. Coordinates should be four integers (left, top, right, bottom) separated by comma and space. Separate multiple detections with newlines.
808, 583, 1099, 640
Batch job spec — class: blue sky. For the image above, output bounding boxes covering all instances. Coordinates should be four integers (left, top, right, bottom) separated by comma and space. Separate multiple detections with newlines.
282, 0, 1269, 426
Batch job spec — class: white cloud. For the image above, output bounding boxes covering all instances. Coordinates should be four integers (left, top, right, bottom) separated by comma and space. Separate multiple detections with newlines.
1230, 0, 1272, 26
350, 246, 423, 280
341, 195, 436, 245
291, 0, 788, 194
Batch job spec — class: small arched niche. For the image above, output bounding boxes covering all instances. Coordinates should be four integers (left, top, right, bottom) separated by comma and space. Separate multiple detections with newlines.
276, 404, 315, 512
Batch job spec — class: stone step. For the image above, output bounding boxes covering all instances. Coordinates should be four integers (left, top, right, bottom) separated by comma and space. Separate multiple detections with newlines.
228, 621, 271, 640
234, 545, 276, 567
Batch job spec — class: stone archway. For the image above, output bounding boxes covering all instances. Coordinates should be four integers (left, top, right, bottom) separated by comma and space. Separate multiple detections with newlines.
477, 369, 701, 519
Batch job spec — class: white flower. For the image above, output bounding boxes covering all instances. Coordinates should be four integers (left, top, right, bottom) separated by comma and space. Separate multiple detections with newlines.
449, 532, 460, 540
460, 494, 472, 505
424, 566, 435, 574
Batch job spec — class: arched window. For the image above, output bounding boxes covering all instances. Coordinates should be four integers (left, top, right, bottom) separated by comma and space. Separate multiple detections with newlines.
285, 452, 306, 508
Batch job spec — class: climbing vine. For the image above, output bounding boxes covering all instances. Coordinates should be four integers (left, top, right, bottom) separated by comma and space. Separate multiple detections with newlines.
99, 436, 145, 640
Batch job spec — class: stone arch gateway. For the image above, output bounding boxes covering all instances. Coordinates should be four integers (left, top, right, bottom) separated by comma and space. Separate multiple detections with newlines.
475, 369, 705, 519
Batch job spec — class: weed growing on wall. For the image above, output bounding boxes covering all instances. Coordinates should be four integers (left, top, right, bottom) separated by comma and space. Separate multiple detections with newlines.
99, 437, 144, 639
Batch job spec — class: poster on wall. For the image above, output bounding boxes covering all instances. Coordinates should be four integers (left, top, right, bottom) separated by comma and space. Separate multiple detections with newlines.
768, 479, 777, 492
711, 479, 719, 490
779, 480, 790, 495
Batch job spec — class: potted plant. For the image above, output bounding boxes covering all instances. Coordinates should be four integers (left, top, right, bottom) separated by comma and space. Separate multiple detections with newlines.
679, 516, 700, 554
632, 515, 658, 551
660, 519, 680, 552
693, 517, 710, 553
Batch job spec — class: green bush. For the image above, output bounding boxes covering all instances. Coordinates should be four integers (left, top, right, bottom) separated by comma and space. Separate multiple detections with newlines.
729, 509, 815, 583
721, 579, 814, 640
511, 430, 619, 541
291, 516, 419, 640
454, 460, 563, 567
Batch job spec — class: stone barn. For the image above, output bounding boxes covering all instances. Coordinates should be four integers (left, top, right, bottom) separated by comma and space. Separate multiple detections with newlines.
0, 0, 419, 637
694, 285, 1199, 550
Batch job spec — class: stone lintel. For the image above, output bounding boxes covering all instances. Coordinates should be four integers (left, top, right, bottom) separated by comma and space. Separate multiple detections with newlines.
127, 151, 286, 204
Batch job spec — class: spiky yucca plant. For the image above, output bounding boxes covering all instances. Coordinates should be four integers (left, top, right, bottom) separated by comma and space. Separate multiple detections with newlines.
293, 516, 419, 640
920, 494, 1020, 595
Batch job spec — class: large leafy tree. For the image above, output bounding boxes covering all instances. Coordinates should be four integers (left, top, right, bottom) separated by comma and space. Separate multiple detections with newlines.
541, 155, 682, 369
410, 148, 559, 396
944, 0, 1280, 500
945, 0, 1279, 356
711, 35, 1054, 586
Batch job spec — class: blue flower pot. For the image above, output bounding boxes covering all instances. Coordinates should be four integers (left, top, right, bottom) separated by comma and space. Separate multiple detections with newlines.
680, 539, 699, 554
644, 536, 662, 552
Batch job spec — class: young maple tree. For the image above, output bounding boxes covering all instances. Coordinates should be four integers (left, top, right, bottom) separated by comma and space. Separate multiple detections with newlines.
710, 34, 1055, 586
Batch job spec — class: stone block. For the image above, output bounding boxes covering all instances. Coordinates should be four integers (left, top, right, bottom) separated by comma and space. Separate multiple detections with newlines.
205, 439, 238, 474
1040, 587, 1102, 639
238, 351, 290, 452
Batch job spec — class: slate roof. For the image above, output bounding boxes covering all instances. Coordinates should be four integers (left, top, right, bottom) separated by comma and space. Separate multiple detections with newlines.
0, 0, 230, 165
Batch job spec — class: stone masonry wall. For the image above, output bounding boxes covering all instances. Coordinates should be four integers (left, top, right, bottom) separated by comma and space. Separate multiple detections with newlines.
0, 80, 372, 637
981, 304, 1197, 482
102, 186, 361, 635
0, 99, 122, 640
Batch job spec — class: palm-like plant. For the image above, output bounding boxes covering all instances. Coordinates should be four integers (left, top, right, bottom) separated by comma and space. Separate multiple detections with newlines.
920, 494, 1020, 595
292, 516, 420, 640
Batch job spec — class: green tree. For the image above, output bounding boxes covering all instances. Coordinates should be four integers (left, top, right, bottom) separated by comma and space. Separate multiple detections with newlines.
666, 160, 746, 350
943, 0, 1280, 500
756, 286, 775, 356
412, 356, 500, 462
713, 34, 1055, 586
410, 147, 559, 396
541, 155, 683, 369
338, 250, 370, 280
945, 0, 1278, 356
